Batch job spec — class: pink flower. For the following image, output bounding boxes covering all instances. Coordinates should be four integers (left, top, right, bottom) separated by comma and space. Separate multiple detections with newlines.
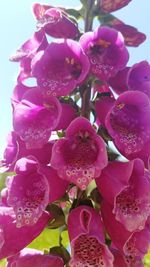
97, 159, 150, 231
51, 117, 108, 190
80, 26, 129, 81
32, 39, 90, 97
7, 157, 50, 227
101, 201, 150, 266
100, 0, 132, 13
7, 248, 64, 267
68, 205, 114, 267
0, 206, 50, 259
32, 3, 79, 39
105, 91, 150, 164
13, 87, 62, 149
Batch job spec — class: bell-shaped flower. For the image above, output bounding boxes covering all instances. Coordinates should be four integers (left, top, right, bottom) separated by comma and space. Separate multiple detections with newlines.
105, 91, 150, 164
13, 87, 62, 149
109, 67, 129, 95
31, 39, 90, 97
51, 117, 108, 190
7, 157, 50, 227
10, 30, 48, 83
100, 0, 132, 13
2, 131, 53, 170
95, 94, 115, 126
0, 206, 50, 259
68, 205, 114, 267
101, 201, 150, 267
127, 61, 150, 98
80, 26, 129, 81
6, 248, 64, 267
97, 159, 150, 232
32, 3, 79, 39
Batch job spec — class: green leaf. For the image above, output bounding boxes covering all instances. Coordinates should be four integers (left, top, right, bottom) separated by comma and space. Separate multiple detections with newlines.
65, 8, 81, 20
0, 259, 6, 267
0, 171, 15, 191
47, 204, 66, 229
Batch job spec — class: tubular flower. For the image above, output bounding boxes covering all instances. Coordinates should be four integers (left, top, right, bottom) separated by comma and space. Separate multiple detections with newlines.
6, 248, 64, 267
32, 3, 79, 39
80, 26, 129, 81
68, 205, 114, 267
97, 159, 150, 232
51, 117, 108, 190
100, 0, 132, 13
0, 206, 50, 260
13, 87, 62, 149
105, 91, 150, 162
31, 39, 90, 97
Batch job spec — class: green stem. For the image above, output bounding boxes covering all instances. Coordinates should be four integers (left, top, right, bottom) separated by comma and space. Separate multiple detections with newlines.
81, 0, 95, 120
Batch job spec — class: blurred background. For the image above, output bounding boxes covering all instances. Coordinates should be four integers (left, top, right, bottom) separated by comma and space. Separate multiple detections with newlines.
0, 0, 149, 157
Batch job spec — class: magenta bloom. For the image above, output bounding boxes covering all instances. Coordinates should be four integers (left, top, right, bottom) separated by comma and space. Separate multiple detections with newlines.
95, 94, 115, 126
7, 248, 64, 267
7, 157, 50, 227
105, 91, 150, 162
100, 0, 132, 13
32, 40, 90, 97
80, 26, 129, 81
97, 159, 150, 232
3, 131, 53, 170
13, 87, 62, 149
51, 117, 108, 190
10, 30, 48, 83
0, 207, 50, 259
109, 67, 129, 95
127, 61, 150, 98
101, 201, 150, 266
68, 205, 114, 267
32, 3, 79, 39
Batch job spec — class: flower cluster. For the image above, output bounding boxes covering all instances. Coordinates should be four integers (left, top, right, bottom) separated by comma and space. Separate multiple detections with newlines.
0, 0, 150, 266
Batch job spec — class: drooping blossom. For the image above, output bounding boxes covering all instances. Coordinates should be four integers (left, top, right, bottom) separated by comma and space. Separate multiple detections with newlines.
97, 159, 150, 231
0, 206, 50, 259
7, 157, 50, 227
2, 131, 53, 170
109, 67, 129, 95
32, 3, 79, 39
31, 39, 90, 97
51, 117, 108, 190
55, 100, 78, 131
80, 26, 129, 81
6, 248, 64, 267
10, 30, 48, 83
127, 61, 150, 98
13, 87, 62, 149
100, 0, 132, 13
101, 200, 150, 267
105, 91, 150, 164
68, 205, 114, 267
95, 94, 115, 126
101, 15, 146, 47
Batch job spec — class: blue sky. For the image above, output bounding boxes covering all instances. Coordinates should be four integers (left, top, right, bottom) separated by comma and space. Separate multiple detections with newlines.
0, 0, 149, 157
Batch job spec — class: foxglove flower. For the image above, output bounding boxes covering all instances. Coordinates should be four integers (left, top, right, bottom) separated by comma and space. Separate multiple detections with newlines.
13, 87, 62, 149
95, 94, 115, 126
100, 0, 132, 13
127, 61, 150, 98
32, 39, 90, 97
51, 117, 108, 190
2, 131, 53, 170
109, 67, 129, 95
80, 26, 129, 81
68, 205, 114, 267
7, 157, 50, 227
101, 201, 150, 266
7, 248, 64, 267
97, 159, 150, 231
10, 30, 48, 82
105, 91, 150, 163
32, 3, 79, 39
0, 206, 50, 259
